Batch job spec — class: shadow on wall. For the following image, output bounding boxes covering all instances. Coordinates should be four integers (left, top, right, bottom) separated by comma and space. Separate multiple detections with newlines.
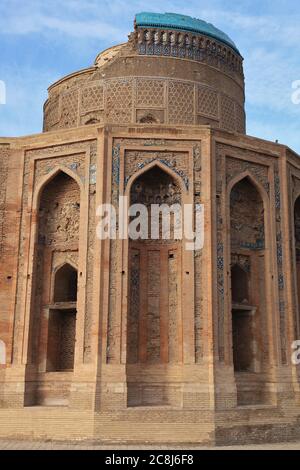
0, 340, 6, 365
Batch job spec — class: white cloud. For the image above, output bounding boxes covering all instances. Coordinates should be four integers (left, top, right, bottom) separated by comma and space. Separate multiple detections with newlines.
247, 117, 300, 153
0, 13, 126, 41
0, 64, 55, 137
244, 47, 300, 113
199, 8, 300, 48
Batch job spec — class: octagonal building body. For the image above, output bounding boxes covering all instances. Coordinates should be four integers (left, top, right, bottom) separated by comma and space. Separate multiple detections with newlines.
1, 13, 300, 445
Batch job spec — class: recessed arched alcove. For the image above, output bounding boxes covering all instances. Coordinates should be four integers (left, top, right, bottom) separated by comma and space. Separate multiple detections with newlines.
294, 196, 300, 333
45, 262, 78, 373
229, 176, 269, 405
27, 170, 80, 406
126, 165, 182, 407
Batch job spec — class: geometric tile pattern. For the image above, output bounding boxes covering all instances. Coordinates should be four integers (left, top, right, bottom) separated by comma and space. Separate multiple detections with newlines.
235, 103, 246, 134
105, 79, 133, 123
59, 90, 79, 128
197, 86, 219, 118
136, 79, 165, 108
220, 94, 235, 131
80, 83, 104, 114
168, 81, 195, 125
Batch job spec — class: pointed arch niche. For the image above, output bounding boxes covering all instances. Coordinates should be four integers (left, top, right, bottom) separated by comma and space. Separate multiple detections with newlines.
229, 175, 271, 406
46, 262, 78, 373
294, 195, 300, 333
27, 169, 81, 406
126, 163, 184, 407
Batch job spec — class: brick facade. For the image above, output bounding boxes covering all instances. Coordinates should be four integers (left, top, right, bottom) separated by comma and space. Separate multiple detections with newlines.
1, 15, 300, 445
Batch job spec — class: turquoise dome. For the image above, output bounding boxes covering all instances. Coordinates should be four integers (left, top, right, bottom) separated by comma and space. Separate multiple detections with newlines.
135, 12, 240, 55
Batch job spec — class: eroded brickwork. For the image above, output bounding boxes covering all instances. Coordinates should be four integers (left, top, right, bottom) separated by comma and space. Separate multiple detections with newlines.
1, 12, 300, 446
43, 25, 245, 134
230, 178, 265, 251
128, 167, 181, 366
168, 81, 195, 125
0, 145, 9, 254
216, 144, 271, 363
45, 77, 244, 133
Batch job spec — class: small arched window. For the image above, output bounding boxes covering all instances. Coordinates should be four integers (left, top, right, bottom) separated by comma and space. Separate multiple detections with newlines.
139, 114, 158, 124
53, 263, 78, 303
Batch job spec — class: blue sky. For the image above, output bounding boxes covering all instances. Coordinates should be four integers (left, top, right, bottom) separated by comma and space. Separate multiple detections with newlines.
0, 0, 300, 152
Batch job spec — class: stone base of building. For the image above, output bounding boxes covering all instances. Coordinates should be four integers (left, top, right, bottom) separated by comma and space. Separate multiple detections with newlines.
215, 420, 300, 446
0, 401, 300, 445
1, 363, 300, 445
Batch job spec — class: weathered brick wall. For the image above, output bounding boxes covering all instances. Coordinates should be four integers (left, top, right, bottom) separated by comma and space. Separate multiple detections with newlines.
0, 144, 23, 367
0, 145, 9, 365
107, 138, 197, 366
0, 145, 9, 254
230, 178, 265, 251
1, 139, 99, 408
287, 151, 300, 343
44, 30, 245, 134
1, 126, 300, 444
32, 172, 80, 373
44, 76, 245, 133
127, 166, 181, 368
